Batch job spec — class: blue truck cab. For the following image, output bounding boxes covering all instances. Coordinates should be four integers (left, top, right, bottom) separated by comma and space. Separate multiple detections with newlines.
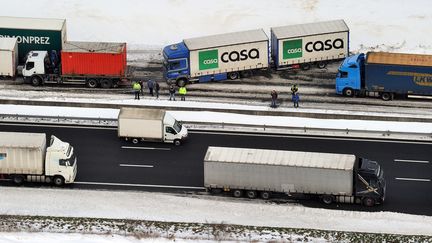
335, 53, 365, 97
163, 42, 190, 87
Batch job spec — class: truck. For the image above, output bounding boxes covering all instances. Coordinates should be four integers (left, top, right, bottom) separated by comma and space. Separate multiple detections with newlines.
271, 19, 349, 71
0, 132, 77, 186
336, 52, 432, 100
163, 29, 269, 87
204, 146, 386, 207
0, 37, 18, 78
22, 41, 128, 88
118, 108, 188, 145
0, 16, 67, 64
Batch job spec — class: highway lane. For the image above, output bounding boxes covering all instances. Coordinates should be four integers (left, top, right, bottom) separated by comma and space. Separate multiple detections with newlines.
0, 122, 431, 215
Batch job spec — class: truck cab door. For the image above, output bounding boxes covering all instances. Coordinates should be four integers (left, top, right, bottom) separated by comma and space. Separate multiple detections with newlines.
22, 61, 35, 77
164, 126, 178, 143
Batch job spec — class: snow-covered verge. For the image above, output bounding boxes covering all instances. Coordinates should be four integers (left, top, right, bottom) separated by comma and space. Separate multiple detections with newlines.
1, 188, 432, 242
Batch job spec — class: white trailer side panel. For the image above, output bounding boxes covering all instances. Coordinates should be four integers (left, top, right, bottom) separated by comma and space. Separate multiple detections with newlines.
0, 132, 46, 174
0, 37, 18, 76
118, 108, 164, 139
204, 147, 355, 195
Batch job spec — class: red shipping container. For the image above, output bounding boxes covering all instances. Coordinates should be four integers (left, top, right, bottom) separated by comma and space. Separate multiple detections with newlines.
61, 41, 127, 76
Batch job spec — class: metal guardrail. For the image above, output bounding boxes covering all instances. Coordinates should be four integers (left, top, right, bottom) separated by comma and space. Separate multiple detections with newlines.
1, 113, 431, 141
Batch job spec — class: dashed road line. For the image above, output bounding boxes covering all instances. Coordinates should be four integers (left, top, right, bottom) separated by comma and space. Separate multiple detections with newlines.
121, 146, 171, 151
395, 177, 431, 182
394, 159, 429, 164
119, 164, 154, 168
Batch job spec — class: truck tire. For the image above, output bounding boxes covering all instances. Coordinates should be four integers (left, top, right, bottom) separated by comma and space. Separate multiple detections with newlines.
131, 138, 139, 144
362, 197, 376, 207
176, 78, 188, 87
228, 72, 239, 80
260, 191, 271, 200
86, 79, 98, 88
174, 139, 181, 146
381, 92, 393, 101
343, 88, 355, 97
53, 176, 65, 186
100, 79, 112, 89
317, 61, 327, 69
246, 190, 257, 199
232, 189, 243, 198
300, 63, 311, 71
12, 175, 25, 185
31, 76, 42, 86
321, 195, 334, 205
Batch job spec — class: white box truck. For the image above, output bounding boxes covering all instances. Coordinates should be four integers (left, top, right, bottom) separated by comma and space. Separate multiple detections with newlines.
163, 29, 269, 86
0, 37, 18, 78
271, 19, 349, 70
118, 108, 188, 145
0, 132, 77, 186
204, 147, 386, 206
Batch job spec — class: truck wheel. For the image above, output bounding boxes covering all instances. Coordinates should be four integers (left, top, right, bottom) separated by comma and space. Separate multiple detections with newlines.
232, 189, 243, 198
31, 76, 42, 86
322, 195, 334, 205
343, 88, 355, 97
12, 175, 25, 185
176, 78, 188, 87
317, 61, 327, 69
53, 176, 65, 186
260, 191, 271, 200
300, 63, 311, 71
131, 138, 139, 144
100, 79, 112, 89
362, 197, 376, 207
246, 190, 257, 199
228, 72, 239, 80
174, 139, 181, 146
381, 92, 393, 101
86, 79, 98, 88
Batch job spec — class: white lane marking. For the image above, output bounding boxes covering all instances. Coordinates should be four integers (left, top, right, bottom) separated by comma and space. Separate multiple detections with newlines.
395, 177, 431, 182
119, 164, 154, 168
394, 159, 429, 164
121, 146, 171, 151
74, 181, 205, 190
190, 131, 432, 145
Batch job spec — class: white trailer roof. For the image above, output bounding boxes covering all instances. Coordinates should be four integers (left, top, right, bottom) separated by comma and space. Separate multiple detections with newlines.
63, 41, 126, 54
205, 147, 355, 171
0, 37, 17, 51
184, 29, 268, 51
119, 108, 164, 120
0, 16, 65, 31
271, 19, 349, 39
0, 132, 45, 148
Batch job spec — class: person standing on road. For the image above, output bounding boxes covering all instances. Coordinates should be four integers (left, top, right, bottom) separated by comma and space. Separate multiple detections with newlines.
147, 79, 155, 96
291, 84, 298, 94
179, 85, 187, 101
169, 84, 176, 101
155, 81, 160, 99
293, 92, 300, 108
270, 90, 278, 108
132, 81, 141, 100
138, 80, 144, 95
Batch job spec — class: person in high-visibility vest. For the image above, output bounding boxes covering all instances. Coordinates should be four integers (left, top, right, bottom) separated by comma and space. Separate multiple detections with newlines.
133, 81, 141, 100
179, 85, 187, 101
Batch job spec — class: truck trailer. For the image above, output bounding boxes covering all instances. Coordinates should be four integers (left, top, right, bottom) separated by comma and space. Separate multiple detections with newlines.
22, 41, 128, 88
118, 107, 188, 145
0, 37, 18, 78
163, 29, 269, 86
271, 19, 349, 70
0, 132, 77, 186
0, 16, 67, 64
336, 52, 432, 100
204, 147, 386, 206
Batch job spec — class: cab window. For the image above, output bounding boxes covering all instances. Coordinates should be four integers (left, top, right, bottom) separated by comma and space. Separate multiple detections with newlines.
165, 127, 177, 134
25, 62, 35, 70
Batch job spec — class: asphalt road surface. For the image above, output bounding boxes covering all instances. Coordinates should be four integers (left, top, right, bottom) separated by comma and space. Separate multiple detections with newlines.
1, 122, 431, 216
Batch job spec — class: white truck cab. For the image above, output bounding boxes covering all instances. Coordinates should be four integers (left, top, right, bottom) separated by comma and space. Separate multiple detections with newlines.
45, 135, 77, 185
163, 112, 188, 145
22, 50, 49, 85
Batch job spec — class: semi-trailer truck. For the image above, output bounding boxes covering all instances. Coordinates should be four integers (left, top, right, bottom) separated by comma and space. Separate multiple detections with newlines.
163, 19, 349, 86
0, 132, 77, 186
0, 37, 18, 78
22, 41, 129, 88
118, 107, 188, 145
0, 16, 67, 64
204, 146, 386, 207
336, 52, 432, 100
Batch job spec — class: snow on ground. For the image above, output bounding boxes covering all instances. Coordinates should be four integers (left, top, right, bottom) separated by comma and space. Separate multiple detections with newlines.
0, 0, 431, 54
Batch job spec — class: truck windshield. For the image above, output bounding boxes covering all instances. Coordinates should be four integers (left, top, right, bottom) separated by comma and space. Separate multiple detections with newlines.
173, 120, 182, 133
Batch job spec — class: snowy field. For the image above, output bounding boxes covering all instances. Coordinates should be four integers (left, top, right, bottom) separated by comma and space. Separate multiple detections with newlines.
0, 0, 431, 54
